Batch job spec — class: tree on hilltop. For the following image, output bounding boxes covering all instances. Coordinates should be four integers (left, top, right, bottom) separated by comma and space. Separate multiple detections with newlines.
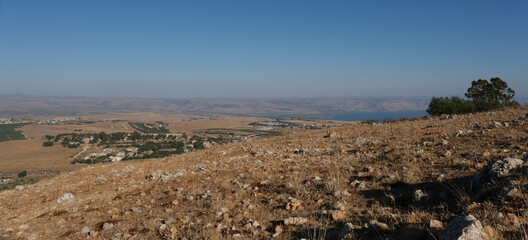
427, 77, 518, 116
465, 77, 518, 111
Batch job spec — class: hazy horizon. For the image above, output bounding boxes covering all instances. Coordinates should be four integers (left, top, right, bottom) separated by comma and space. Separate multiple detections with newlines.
1, 1, 527, 98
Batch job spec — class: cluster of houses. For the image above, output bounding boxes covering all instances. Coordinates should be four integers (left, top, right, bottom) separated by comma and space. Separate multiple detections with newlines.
81, 147, 139, 162
0, 118, 29, 125
37, 117, 79, 125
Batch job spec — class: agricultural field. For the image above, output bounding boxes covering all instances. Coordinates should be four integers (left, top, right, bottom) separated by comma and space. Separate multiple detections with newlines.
1, 113, 347, 175
0, 123, 27, 142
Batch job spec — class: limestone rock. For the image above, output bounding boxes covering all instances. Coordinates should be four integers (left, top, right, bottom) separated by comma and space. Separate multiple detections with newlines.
57, 193, 75, 203
488, 158, 524, 178
439, 215, 487, 240
284, 217, 307, 226
146, 170, 183, 181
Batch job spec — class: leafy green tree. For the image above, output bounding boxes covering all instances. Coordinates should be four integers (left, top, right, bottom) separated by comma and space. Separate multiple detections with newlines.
17, 171, 27, 178
465, 77, 518, 110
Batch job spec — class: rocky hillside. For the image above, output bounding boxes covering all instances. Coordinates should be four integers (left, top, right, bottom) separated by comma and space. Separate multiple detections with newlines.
1, 108, 527, 240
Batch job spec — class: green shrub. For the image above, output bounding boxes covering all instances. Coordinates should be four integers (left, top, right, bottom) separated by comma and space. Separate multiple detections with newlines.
427, 96, 476, 116
17, 170, 27, 178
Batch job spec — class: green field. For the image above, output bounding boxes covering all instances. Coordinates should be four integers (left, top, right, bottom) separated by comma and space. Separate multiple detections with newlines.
0, 123, 28, 142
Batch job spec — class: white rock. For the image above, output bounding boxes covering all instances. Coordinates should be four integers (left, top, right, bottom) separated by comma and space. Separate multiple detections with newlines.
414, 189, 428, 202
102, 222, 114, 230
57, 193, 75, 203
489, 158, 524, 178
284, 217, 307, 226
146, 170, 183, 181
439, 215, 487, 240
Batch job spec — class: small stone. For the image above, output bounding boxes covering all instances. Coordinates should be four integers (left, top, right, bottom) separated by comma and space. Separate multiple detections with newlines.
252, 221, 260, 228
430, 219, 443, 229
493, 121, 502, 128
503, 186, 522, 199
15, 185, 25, 190
112, 215, 119, 219
442, 140, 448, 145
273, 225, 283, 238
331, 210, 346, 221
286, 197, 302, 211
244, 223, 253, 230
351, 180, 365, 189
436, 174, 445, 182
172, 200, 179, 205
414, 189, 428, 202
102, 222, 114, 230
159, 224, 167, 231
81, 226, 91, 234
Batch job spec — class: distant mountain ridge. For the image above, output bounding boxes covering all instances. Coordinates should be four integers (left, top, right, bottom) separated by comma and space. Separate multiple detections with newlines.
0, 95, 429, 119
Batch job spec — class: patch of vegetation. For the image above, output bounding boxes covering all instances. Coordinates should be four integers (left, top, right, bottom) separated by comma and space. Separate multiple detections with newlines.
361, 119, 377, 124
427, 77, 519, 116
42, 141, 54, 147
0, 123, 28, 142
0, 178, 38, 192
17, 171, 27, 178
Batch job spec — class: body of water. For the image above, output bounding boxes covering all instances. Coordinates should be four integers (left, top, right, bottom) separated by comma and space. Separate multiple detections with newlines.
331, 110, 428, 122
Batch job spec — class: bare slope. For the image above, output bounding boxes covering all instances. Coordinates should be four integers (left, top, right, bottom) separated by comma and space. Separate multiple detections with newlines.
1, 108, 527, 239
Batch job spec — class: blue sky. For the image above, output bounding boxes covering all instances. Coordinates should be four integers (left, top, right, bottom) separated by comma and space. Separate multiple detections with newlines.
0, 1, 527, 98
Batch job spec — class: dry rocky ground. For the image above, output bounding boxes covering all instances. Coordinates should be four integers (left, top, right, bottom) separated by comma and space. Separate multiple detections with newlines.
1, 107, 528, 240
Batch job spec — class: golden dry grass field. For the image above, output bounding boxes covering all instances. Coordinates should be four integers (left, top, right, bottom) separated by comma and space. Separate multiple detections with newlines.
0, 139, 80, 173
